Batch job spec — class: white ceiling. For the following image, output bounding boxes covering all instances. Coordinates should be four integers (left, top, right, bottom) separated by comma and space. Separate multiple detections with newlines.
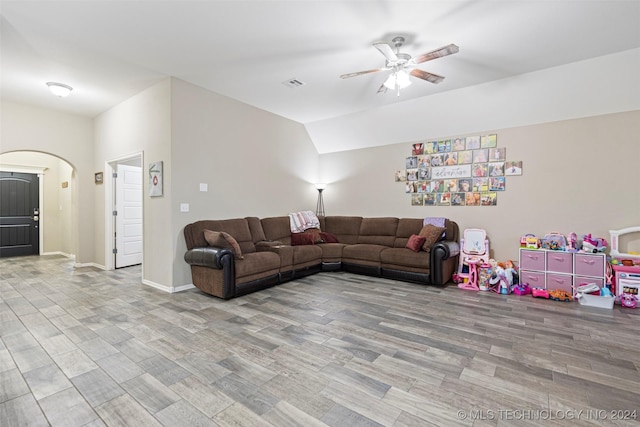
2, 0, 639, 152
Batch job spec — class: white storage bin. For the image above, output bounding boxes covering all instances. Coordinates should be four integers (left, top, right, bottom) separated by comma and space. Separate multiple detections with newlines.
576, 293, 614, 309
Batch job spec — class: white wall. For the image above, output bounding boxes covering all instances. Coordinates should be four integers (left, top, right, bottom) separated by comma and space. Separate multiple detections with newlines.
320, 110, 640, 262
0, 102, 93, 262
170, 78, 320, 285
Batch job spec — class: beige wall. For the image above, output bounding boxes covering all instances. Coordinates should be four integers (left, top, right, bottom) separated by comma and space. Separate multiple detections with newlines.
319, 110, 640, 262
94, 79, 172, 286
0, 102, 93, 263
170, 78, 320, 285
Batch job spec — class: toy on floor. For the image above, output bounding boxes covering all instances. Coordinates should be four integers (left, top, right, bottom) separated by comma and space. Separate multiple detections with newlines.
488, 259, 510, 294
549, 289, 573, 302
512, 283, 531, 295
457, 259, 481, 291
456, 228, 490, 286
532, 287, 550, 298
620, 293, 638, 309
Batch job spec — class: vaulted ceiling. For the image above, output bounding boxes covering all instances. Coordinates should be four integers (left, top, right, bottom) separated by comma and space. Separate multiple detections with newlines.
2, 1, 639, 152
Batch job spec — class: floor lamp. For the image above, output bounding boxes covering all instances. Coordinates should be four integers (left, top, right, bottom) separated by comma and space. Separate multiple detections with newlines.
315, 183, 326, 217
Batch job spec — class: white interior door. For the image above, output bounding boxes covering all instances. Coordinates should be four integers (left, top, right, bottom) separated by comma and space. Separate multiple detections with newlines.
115, 164, 142, 268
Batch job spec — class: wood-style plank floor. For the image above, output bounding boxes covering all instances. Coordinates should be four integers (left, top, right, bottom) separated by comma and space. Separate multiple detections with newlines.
1, 255, 639, 426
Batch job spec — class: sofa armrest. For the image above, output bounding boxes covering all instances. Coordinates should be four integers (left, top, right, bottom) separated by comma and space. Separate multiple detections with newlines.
429, 240, 460, 285
184, 246, 234, 269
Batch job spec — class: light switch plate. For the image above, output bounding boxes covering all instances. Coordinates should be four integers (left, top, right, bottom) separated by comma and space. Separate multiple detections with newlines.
199, 183, 208, 192
180, 203, 189, 212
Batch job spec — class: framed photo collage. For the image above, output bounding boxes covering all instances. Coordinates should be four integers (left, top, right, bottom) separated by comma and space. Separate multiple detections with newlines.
395, 134, 523, 206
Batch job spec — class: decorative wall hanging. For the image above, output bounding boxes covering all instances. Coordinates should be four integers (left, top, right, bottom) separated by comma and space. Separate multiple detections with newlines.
396, 134, 523, 206
149, 161, 163, 197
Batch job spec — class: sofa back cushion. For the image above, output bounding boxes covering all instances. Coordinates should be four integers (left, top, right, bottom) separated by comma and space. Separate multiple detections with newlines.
357, 217, 398, 246
261, 216, 292, 244
321, 216, 363, 245
394, 218, 425, 248
184, 219, 256, 253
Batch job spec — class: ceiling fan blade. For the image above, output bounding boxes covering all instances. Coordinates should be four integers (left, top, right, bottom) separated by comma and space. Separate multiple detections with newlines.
373, 42, 398, 61
340, 68, 385, 79
410, 69, 445, 84
413, 44, 459, 64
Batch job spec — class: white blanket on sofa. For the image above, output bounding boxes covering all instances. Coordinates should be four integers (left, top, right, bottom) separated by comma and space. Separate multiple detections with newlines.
289, 211, 320, 233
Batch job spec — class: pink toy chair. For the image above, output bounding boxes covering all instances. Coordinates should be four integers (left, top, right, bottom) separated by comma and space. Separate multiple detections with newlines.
457, 228, 490, 287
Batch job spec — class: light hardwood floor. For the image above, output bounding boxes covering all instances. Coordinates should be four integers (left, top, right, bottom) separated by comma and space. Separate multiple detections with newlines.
1, 254, 639, 426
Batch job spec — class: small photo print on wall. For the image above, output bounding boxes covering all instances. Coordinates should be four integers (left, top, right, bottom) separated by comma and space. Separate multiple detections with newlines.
418, 168, 431, 180
437, 140, 451, 153
425, 141, 438, 154
452, 137, 466, 151
458, 179, 472, 192
411, 194, 424, 206
412, 143, 424, 155
481, 134, 497, 148
451, 193, 466, 206
430, 153, 444, 166
505, 161, 523, 176
418, 155, 430, 168
489, 162, 504, 176
406, 156, 418, 168
395, 170, 407, 182
466, 136, 480, 150
481, 192, 498, 205
443, 152, 458, 166
473, 177, 488, 192
457, 150, 472, 164
436, 192, 451, 206
473, 163, 488, 177
472, 149, 488, 163
407, 168, 418, 181
489, 177, 505, 191
465, 192, 481, 206
405, 181, 417, 193
424, 193, 436, 206
489, 147, 506, 161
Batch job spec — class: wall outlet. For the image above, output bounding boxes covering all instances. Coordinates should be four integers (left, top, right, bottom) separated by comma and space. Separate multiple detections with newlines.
180, 203, 189, 212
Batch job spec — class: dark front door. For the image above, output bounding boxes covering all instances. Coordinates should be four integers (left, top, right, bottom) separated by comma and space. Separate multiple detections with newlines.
0, 172, 40, 257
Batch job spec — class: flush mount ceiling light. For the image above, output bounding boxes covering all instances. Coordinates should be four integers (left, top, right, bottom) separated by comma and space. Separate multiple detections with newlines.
46, 82, 73, 97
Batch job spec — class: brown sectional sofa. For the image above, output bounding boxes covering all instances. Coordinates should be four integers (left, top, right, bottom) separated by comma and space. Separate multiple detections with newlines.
184, 216, 460, 299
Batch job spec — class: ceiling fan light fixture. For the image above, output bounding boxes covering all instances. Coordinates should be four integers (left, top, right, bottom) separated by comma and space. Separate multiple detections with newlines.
383, 69, 412, 91
46, 82, 73, 97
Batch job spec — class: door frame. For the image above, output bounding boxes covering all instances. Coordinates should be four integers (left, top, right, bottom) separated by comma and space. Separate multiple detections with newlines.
0, 165, 46, 256
104, 151, 143, 270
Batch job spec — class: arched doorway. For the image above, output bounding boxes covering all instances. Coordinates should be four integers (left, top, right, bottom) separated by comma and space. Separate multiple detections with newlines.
0, 151, 77, 259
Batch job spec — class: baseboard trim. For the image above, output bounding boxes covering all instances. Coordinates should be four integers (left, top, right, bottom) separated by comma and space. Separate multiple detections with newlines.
142, 279, 195, 294
74, 262, 107, 270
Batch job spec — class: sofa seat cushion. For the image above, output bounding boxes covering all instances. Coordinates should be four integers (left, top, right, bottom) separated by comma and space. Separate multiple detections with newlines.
342, 244, 387, 266
318, 243, 346, 262
380, 247, 431, 269
235, 252, 281, 280
292, 245, 322, 266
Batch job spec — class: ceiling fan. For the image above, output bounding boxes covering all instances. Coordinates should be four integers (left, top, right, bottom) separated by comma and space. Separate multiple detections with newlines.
340, 37, 459, 96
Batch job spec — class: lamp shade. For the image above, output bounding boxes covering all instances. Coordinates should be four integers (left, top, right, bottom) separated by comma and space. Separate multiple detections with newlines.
46, 82, 73, 97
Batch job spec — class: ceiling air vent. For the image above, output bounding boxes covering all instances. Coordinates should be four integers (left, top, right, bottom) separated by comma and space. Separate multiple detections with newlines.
282, 78, 306, 88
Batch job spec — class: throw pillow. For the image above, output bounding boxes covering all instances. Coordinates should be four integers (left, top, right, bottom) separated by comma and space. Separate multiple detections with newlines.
406, 234, 427, 252
419, 224, 446, 251
291, 232, 316, 246
303, 228, 324, 244
203, 230, 244, 259
319, 231, 339, 243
